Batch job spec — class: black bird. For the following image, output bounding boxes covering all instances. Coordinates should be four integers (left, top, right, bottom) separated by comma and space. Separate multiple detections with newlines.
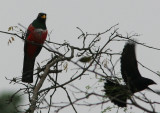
104, 79, 130, 107
121, 41, 156, 93
104, 41, 156, 107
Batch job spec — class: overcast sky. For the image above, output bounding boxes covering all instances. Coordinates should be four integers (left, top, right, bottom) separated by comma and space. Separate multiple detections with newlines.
0, 0, 160, 113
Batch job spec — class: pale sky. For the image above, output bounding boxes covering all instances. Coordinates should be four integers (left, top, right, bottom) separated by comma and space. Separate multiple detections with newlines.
0, 0, 160, 113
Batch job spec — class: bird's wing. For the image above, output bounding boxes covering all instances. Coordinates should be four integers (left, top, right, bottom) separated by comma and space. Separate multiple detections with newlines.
22, 25, 36, 83
24, 25, 32, 54
121, 42, 141, 85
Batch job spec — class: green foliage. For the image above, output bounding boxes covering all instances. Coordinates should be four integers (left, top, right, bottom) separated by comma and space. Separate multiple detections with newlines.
98, 78, 104, 82
0, 92, 22, 113
101, 106, 112, 113
85, 85, 91, 90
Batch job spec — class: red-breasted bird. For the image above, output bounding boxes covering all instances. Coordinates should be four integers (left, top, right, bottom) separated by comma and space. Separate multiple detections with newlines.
22, 13, 48, 83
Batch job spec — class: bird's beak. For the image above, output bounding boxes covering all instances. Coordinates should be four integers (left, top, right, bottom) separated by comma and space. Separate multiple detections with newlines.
41, 15, 46, 19
152, 81, 157, 85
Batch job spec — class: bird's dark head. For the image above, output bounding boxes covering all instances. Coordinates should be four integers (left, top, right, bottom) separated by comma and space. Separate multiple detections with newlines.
145, 78, 156, 86
37, 13, 47, 22
131, 77, 156, 93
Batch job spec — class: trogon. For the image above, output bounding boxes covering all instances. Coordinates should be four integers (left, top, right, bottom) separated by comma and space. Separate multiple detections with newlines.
22, 13, 48, 83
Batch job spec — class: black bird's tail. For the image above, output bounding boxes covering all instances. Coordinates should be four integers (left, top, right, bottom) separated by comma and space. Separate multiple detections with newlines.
104, 80, 129, 107
22, 55, 35, 83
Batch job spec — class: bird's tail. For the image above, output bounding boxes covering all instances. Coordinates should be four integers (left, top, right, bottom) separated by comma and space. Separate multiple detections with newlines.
104, 79, 129, 107
22, 55, 35, 83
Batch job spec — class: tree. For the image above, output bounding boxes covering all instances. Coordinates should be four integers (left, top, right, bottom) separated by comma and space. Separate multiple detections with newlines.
1, 24, 160, 113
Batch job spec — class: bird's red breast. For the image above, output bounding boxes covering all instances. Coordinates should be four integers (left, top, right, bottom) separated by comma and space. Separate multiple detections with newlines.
26, 24, 47, 58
